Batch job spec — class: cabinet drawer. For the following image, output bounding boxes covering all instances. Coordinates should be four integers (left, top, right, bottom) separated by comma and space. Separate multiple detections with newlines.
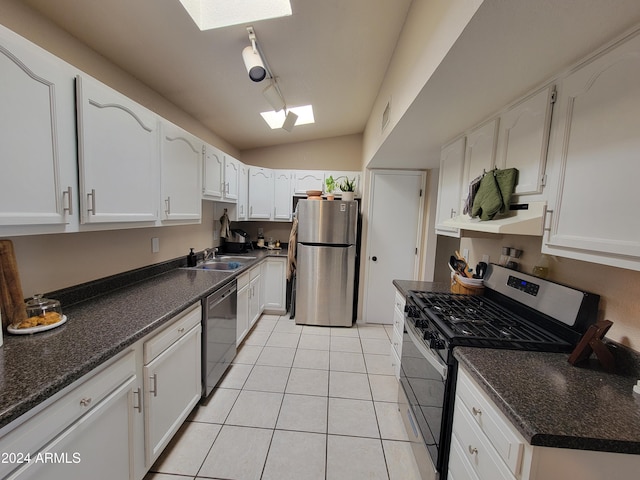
452, 404, 515, 480
449, 432, 481, 480
144, 304, 201, 364
456, 368, 524, 476
0, 350, 135, 479
250, 264, 260, 281
237, 270, 250, 290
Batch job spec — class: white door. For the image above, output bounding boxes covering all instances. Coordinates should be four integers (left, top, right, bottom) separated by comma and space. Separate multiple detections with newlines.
363, 170, 425, 324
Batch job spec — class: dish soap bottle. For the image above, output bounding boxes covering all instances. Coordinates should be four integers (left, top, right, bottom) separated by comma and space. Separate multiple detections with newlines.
187, 248, 197, 267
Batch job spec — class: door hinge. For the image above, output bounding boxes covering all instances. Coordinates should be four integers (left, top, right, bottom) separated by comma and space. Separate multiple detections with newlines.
540, 174, 547, 187
419, 189, 423, 197
415, 247, 418, 254
550, 88, 557, 104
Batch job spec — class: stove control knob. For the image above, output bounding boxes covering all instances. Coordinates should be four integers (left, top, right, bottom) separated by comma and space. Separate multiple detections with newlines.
429, 336, 446, 350
415, 319, 428, 329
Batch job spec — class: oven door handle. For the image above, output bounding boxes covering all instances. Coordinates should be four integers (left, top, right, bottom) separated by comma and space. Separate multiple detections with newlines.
406, 325, 448, 380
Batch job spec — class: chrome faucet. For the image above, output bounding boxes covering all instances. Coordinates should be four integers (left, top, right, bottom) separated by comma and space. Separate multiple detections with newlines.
203, 248, 218, 262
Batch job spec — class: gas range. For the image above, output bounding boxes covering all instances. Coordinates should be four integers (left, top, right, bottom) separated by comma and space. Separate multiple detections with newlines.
405, 264, 600, 363
398, 264, 601, 480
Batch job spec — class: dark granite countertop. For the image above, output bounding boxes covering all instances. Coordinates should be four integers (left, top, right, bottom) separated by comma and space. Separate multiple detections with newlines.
455, 346, 640, 454
0, 248, 287, 430
392, 279, 451, 297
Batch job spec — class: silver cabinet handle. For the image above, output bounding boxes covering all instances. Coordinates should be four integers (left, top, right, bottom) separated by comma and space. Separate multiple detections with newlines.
450, 208, 456, 218
133, 387, 142, 413
165, 197, 171, 216
150, 373, 158, 397
472, 407, 482, 416
63, 186, 73, 215
468, 445, 478, 455
80, 397, 92, 407
87, 189, 96, 215
177, 327, 185, 334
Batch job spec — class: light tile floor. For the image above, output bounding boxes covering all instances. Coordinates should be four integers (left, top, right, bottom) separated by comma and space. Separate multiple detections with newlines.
145, 314, 423, 480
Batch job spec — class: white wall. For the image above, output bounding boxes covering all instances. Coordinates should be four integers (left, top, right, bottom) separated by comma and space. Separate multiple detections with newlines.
361, 0, 483, 168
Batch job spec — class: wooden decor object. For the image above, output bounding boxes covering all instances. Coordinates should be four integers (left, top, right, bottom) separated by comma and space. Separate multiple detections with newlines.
568, 320, 615, 372
0, 239, 27, 328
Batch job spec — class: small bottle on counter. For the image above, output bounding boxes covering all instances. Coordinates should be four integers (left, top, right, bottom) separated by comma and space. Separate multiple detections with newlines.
187, 248, 197, 267
257, 232, 265, 248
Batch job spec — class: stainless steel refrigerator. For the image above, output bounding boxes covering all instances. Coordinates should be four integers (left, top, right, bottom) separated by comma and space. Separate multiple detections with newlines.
295, 199, 358, 327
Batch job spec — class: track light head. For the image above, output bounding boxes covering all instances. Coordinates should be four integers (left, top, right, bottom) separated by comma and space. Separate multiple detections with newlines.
242, 45, 266, 82
282, 110, 298, 132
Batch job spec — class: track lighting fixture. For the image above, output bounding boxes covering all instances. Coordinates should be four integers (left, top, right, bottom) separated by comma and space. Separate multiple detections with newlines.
282, 110, 298, 132
242, 27, 266, 82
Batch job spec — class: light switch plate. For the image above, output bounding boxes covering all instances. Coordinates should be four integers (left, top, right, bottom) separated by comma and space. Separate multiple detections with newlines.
151, 237, 160, 253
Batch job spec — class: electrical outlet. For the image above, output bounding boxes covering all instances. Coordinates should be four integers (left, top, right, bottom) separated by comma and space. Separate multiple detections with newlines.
482, 254, 490, 263
151, 237, 160, 253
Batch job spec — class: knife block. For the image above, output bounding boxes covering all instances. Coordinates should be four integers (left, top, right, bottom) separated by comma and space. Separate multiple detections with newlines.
0, 239, 27, 329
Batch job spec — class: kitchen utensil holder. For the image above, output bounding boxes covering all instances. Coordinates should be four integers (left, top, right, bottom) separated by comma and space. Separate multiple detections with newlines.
451, 273, 485, 296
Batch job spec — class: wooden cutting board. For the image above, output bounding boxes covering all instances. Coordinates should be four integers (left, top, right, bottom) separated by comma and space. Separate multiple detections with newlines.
0, 239, 27, 328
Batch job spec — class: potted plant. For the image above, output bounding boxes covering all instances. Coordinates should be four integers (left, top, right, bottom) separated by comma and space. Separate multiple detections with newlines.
325, 175, 337, 200
339, 177, 356, 201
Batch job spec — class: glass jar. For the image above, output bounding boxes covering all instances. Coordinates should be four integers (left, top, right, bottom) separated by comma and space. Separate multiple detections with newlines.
25, 294, 63, 325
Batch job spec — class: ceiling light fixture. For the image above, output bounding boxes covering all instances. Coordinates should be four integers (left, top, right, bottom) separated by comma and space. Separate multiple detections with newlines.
178, 0, 292, 31
262, 82, 285, 112
242, 28, 266, 82
282, 111, 298, 132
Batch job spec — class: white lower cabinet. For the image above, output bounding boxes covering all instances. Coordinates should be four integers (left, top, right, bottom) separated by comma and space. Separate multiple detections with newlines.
262, 257, 287, 314
249, 266, 262, 327
236, 270, 251, 345
453, 366, 640, 480
0, 351, 138, 480
390, 289, 405, 379
142, 305, 202, 468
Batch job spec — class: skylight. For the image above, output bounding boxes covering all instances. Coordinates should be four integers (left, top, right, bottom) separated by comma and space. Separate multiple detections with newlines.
178, 0, 292, 30
260, 105, 315, 130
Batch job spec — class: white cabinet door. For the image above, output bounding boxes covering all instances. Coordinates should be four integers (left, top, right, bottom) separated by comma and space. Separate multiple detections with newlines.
202, 144, 224, 200
249, 267, 262, 327
76, 74, 159, 224
237, 162, 249, 220
263, 257, 287, 314
144, 324, 201, 467
0, 25, 77, 229
7, 377, 137, 480
160, 121, 202, 222
463, 119, 498, 191
293, 170, 325, 195
436, 137, 465, 236
76, 75, 160, 223
248, 167, 274, 220
543, 30, 640, 271
224, 156, 239, 201
236, 274, 250, 345
273, 170, 292, 221
496, 86, 555, 196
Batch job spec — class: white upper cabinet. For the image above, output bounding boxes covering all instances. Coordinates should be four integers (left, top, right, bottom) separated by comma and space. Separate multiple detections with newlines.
160, 121, 202, 223
436, 137, 465, 236
0, 25, 77, 231
237, 162, 249, 220
543, 29, 640, 271
224, 156, 239, 201
292, 170, 325, 195
76, 74, 159, 224
496, 86, 555, 196
273, 170, 293, 221
463, 119, 498, 191
202, 144, 224, 200
248, 167, 274, 220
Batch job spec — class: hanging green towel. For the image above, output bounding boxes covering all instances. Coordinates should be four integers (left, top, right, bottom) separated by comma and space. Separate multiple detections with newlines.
471, 168, 518, 220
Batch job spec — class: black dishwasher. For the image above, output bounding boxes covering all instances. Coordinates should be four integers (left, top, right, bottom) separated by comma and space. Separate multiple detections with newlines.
201, 279, 237, 399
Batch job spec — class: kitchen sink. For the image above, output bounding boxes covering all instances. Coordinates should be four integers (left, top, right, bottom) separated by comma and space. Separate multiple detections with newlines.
218, 256, 256, 262
192, 261, 241, 271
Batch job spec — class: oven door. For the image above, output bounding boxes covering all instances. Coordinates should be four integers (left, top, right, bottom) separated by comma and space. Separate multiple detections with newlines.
399, 318, 450, 479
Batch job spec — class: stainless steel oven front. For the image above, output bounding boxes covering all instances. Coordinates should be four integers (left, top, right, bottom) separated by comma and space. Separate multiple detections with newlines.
399, 308, 455, 480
